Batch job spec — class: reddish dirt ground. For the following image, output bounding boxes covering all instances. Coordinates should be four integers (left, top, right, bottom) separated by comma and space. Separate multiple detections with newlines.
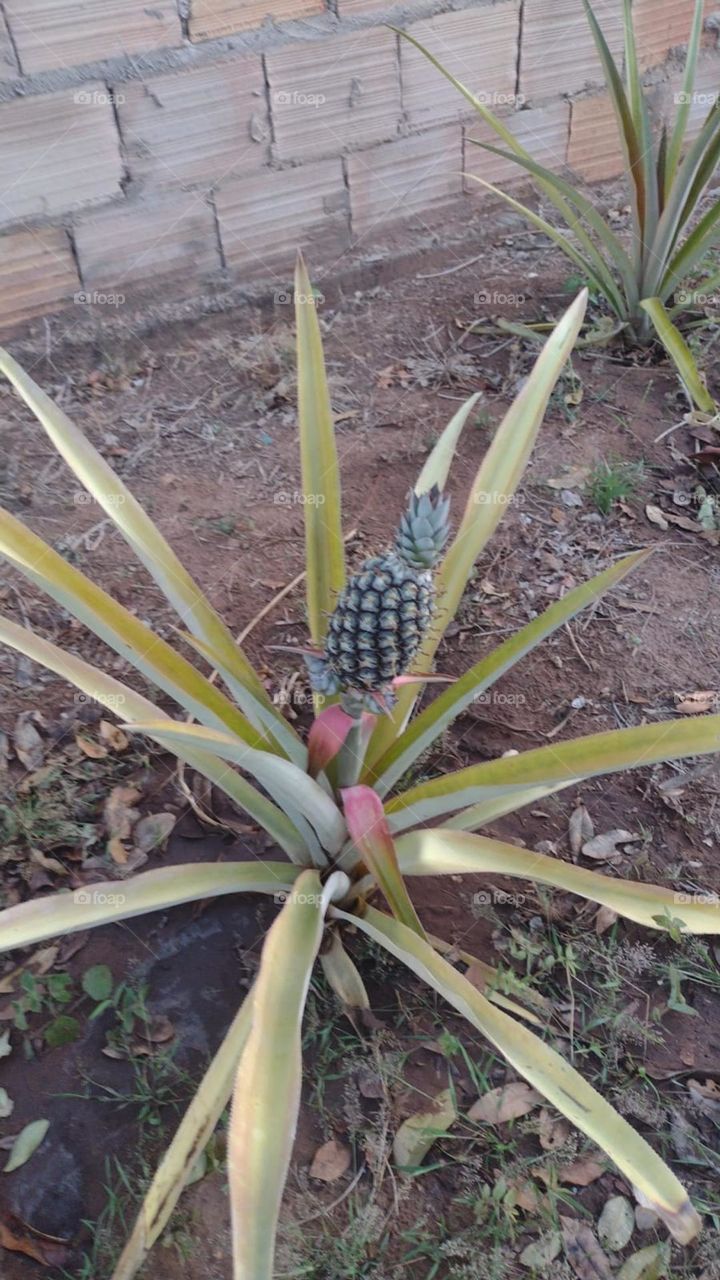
1, 229, 720, 1278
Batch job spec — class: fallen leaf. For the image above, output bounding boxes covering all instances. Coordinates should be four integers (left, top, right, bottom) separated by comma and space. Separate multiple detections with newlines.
104, 785, 142, 842
469, 1081, 542, 1124
616, 1242, 670, 1280
569, 804, 594, 856
108, 835, 129, 865
0, 1213, 70, 1268
139, 1014, 175, 1045
538, 1156, 606, 1187
645, 504, 668, 531
674, 690, 718, 715
99, 720, 129, 752
29, 848, 67, 876
75, 733, 108, 760
13, 714, 44, 771
561, 1216, 613, 1280
133, 812, 176, 854
595, 905, 618, 935
2, 1119, 50, 1173
0, 1088, 13, 1119
520, 1231, 562, 1269
581, 830, 638, 861
393, 1088, 457, 1169
0, 1030, 11, 1058
0, 730, 9, 773
309, 1139, 351, 1182
538, 1108, 571, 1151
634, 1206, 658, 1233
0, 946, 58, 996
598, 1196, 634, 1251
687, 1076, 720, 1117
547, 467, 590, 491
82, 964, 113, 1002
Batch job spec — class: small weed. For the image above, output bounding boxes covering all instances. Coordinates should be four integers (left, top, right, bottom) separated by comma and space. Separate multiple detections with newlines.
587, 457, 644, 515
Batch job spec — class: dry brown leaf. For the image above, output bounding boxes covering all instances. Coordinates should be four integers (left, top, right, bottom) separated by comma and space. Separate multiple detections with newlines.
13, 714, 44, 771
598, 1195, 634, 1251
538, 1156, 605, 1187
0, 1214, 70, 1268
595, 905, 619, 935
569, 804, 594, 856
133, 812, 176, 854
538, 1107, 571, 1151
99, 720, 129, 752
309, 1139, 351, 1182
139, 1015, 175, 1045
108, 836, 129, 865
687, 1077, 720, 1117
0, 946, 59, 996
674, 690, 718, 715
561, 1216, 613, 1280
103, 778, 140, 849
469, 1081, 542, 1124
581, 830, 638, 861
29, 848, 67, 876
393, 1088, 457, 1169
645, 504, 669, 531
75, 733, 108, 760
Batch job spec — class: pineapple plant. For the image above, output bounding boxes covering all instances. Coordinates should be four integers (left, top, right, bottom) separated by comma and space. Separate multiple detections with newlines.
307, 485, 450, 713
0, 257, 719, 1279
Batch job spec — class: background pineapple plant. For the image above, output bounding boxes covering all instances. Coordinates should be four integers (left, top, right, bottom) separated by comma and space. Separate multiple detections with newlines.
0, 257, 719, 1279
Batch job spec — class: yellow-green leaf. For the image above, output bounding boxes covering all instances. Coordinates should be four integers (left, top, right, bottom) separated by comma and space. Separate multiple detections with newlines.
229, 869, 326, 1280
396, 830, 720, 934
295, 254, 345, 646
337, 905, 700, 1244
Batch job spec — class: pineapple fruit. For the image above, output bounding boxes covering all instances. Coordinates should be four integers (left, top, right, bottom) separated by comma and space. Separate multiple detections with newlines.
305, 486, 450, 714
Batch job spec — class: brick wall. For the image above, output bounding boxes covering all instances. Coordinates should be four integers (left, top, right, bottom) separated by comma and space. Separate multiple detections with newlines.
0, 0, 717, 332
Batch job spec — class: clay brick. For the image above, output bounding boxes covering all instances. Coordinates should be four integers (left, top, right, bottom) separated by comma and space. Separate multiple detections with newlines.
0, 227, 79, 332
118, 59, 268, 190
567, 92, 625, 183
216, 158, 347, 274
634, 0, 706, 70
464, 100, 570, 190
189, 0, 324, 42
336, 0, 385, 10
348, 125, 462, 234
75, 194, 220, 295
0, 86, 123, 225
0, 10, 19, 80
401, 5, 520, 128
521, 0, 624, 104
267, 29, 401, 162
4, 0, 181, 75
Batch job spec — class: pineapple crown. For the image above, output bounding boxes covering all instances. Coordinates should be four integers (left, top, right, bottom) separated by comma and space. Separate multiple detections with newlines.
394, 484, 450, 570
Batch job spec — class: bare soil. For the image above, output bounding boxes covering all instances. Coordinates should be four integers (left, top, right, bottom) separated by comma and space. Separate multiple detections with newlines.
1, 227, 720, 1279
